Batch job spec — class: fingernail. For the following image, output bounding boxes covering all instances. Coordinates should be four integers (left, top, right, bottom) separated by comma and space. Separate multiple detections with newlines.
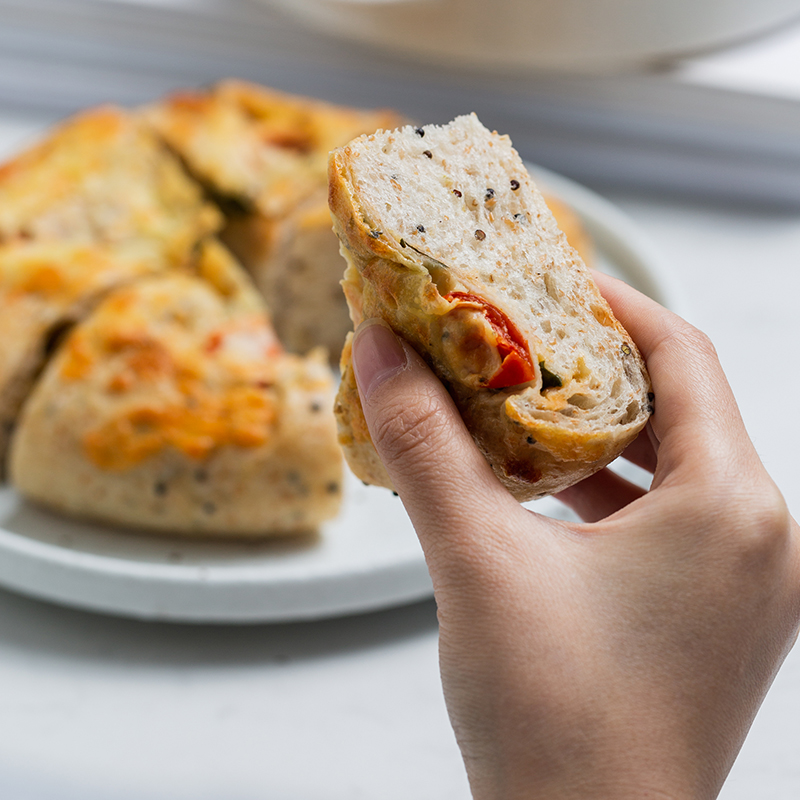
352, 319, 408, 402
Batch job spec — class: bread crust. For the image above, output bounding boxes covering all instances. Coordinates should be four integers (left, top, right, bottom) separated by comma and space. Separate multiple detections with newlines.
0, 240, 197, 479
329, 115, 651, 500
144, 81, 405, 358
0, 105, 219, 250
9, 248, 343, 536
0, 107, 221, 478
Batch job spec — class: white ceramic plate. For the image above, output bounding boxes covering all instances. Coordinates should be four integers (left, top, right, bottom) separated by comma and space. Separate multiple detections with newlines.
0, 166, 680, 623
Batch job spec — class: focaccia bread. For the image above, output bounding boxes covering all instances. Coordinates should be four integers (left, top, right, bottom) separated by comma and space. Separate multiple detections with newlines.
143, 81, 405, 357
0, 239, 198, 480
9, 241, 343, 536
0, 105, 219, 250
0, 107, 221, 478
330, 114, 652, 500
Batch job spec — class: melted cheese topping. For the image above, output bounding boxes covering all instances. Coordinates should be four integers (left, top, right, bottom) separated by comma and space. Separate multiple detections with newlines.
147, 81, 404, 218
54, 274, 283, 471
0, 240, 167, 310
0, 106, 220, 249
83, 385, 276, 470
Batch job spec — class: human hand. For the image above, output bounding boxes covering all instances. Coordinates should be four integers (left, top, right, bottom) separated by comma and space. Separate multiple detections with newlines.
350, 272, 800, 799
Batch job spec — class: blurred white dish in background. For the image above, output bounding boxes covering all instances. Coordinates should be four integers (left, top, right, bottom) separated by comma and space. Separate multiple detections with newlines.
266, 0, 800, 72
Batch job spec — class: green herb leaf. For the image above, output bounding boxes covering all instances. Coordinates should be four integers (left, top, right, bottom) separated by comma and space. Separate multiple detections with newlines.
539, 361, 563, 390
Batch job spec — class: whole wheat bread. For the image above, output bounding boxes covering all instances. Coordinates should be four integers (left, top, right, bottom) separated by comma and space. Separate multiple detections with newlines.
330, 114, 652, 500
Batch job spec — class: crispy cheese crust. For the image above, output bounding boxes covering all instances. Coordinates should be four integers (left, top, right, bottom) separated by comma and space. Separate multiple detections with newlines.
0, 106, 219, 250
0, 107, 222, 478
144, 81, 406, 357
0, 87, 602, 534
0, 95, 347, 536
9, 248, 343, 536
0, 239, 200, 474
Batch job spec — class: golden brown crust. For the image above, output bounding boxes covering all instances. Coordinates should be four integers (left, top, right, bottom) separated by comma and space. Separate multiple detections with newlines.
0, 108, 222, 478
9, 258, 343, 536
1, 84, 411, 534
0, 106, 220, 251
0, 239, 198, 478
335, 334, 394, 490
145, 81, 404, 213
144, 81, 406, 357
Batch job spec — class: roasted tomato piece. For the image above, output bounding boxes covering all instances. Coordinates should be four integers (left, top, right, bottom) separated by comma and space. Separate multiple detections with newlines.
445, 292, 535, 388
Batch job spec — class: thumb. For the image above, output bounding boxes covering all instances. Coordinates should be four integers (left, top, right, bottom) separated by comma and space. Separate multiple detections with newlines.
350, 318, 516, 547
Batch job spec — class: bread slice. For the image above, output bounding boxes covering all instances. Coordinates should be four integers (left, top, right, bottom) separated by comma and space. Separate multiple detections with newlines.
0, 106, 219, 250
330, 114, 652, 500
0, 238, 200, 481
0, 107, 221, 479
9, 240, 343, 536
143, 81, 405, 358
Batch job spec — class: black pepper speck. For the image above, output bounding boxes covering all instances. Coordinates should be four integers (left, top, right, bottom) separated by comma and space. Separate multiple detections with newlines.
326, 482, 340, 494
453, 189, 462, 197
154, 481, 168, 497
310, 401, 321, 413
415, 127, 425, 137
416, 224, 425, 233
369, 229, 382, 239
510, 179, 520, 190
400, 238, 407, 248
485, 188, 495, 201
422, 150, 432, 159
475, 229, 486, 241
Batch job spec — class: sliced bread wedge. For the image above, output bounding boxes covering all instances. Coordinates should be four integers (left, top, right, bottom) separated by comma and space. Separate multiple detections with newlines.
9, 240, 343, 536
329, 114, 652, 500
143, 81, 405, 358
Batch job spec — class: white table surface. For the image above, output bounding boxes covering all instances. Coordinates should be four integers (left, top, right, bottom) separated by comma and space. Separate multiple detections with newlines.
0, 107, 799, 799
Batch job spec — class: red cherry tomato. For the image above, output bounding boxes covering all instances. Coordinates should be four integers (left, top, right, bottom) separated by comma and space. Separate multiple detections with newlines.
445, 292, 535, 388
